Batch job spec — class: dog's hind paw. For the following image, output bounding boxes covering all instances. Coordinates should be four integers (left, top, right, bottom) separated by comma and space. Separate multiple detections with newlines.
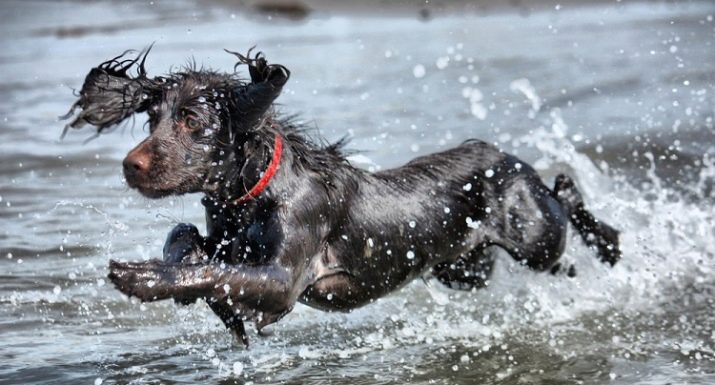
594, 224, 622, 266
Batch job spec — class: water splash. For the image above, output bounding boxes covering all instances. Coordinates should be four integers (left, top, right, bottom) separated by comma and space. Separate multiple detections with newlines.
151, 89, 715, 382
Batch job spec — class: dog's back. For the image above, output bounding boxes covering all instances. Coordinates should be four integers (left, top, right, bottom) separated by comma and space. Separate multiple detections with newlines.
323, 141, 560, 281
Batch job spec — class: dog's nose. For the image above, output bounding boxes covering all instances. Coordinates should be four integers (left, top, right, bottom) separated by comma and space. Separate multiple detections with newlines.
123, 151, 151, 177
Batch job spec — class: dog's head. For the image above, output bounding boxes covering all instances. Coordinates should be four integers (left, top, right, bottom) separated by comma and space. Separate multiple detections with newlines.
63, 47, 289, 198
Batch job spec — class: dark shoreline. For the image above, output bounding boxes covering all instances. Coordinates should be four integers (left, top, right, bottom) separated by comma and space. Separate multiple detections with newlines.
210, 0, 709, 20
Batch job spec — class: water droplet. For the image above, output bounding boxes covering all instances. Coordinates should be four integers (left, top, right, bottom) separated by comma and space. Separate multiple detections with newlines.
233, 362, 244, 375
412, 64, 426, 78
436, 57, 449, 69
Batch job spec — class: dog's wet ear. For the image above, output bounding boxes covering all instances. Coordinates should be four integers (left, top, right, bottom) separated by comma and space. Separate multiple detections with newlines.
225, 48, 290, 131
61, 46, 158, 139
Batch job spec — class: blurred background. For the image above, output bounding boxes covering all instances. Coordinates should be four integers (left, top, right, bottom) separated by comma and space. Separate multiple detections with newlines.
1, 1, 714, 384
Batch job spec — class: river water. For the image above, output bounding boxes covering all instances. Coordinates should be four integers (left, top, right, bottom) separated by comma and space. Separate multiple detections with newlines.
1, 1, 714, 384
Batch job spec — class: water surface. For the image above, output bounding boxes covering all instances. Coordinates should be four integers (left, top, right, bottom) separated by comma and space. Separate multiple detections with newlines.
1, 1, 714, 384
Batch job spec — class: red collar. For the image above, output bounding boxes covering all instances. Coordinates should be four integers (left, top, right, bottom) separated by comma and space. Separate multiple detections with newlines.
233, 134, 283, 205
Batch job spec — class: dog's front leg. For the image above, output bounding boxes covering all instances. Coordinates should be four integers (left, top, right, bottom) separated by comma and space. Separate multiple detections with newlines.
122, 221, 255, 346
163, 223, 207, 265
163, 223, 209, 308
107, 260, 297, 324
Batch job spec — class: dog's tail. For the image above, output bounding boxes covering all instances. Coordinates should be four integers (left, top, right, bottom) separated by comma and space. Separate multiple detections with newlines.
553, 174, 621, 266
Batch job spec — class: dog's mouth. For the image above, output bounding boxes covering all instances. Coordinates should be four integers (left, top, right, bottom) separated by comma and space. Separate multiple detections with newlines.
126, 179, 170, 199
125, 173, 204, 199
124, 174, 176, 199
134, 185, 173, 199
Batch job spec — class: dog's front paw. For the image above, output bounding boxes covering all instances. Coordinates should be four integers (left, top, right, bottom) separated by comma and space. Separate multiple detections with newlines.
163, 223, 206, 264
107, 259, 176, 302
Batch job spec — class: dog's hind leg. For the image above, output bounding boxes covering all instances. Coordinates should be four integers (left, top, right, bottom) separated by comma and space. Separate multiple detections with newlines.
553, 174, 622, 266
430, 246, 495, 291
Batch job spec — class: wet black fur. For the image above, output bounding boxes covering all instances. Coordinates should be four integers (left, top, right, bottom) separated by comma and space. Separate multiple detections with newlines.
64, 48, 622, 347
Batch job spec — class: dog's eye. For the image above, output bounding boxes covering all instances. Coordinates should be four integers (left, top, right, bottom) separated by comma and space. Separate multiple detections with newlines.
185, 116, 201, 131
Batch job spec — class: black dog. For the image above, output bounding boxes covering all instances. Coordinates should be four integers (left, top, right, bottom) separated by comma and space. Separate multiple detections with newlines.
64, 48, 621, 347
